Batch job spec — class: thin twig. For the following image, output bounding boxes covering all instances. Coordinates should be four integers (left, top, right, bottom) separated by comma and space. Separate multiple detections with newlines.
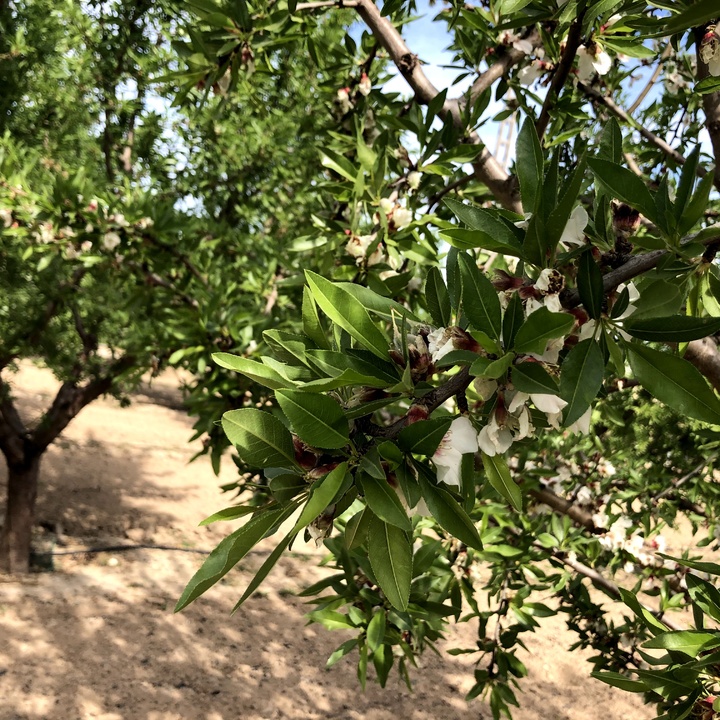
627, 44, 672, 114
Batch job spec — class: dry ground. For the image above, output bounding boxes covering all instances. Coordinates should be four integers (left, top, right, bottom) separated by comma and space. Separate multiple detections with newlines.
0, 363, 655, 719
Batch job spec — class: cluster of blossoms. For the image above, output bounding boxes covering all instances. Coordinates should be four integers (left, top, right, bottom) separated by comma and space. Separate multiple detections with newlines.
24, 198, 154, 261
335, 73, 372, 114
593, 513, 669, 570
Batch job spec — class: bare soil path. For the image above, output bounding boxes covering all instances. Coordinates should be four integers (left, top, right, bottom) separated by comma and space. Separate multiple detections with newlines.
0, 364, 652, 719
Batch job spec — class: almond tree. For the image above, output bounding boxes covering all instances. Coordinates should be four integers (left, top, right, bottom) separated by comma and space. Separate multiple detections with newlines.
172, 1, 720, 716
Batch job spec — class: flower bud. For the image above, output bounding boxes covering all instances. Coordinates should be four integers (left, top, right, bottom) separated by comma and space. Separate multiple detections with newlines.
613, 203, 641, 234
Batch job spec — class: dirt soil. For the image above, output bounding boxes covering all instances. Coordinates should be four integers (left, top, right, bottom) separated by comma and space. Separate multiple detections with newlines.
0, 363, 655, 720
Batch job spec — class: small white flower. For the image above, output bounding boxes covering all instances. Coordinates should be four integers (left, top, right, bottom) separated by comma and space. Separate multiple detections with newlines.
623, 561, 635, 574
407, 171, 422, 191
136, 217, 154, 230
336, 87, 352, 113
345, 234, 377, 265
427, 327, 456, 363
559, 206, 588, 248
700, 36, 720, 77
64, 245, 80, 260
543, 294, 563, 313
665, 71, 685, 92
518, 60, 545, 86
605, 14, 622, 28
433, 417, 479, 487
592, 511, 609, 529
111, 213, 129, 228
566, 407, 592, 435
577, 45, 612, 82
379, 197, 394, 215
358, 73, 372, 96
102, 231, 121, 251
615, 282, 639, 320
0, 208, 12, 227
478, 414, 514, 457
575, 486, 593, 506
528, 335, 565, 364
85, 223, 94, 233
392, 207, 413, 229
80, 240, 92, 253
407, 276, 422, 292
498, 30, 533, 55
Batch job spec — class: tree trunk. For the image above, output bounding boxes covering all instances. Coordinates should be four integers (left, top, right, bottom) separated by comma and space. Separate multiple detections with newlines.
0, 454, 41, 574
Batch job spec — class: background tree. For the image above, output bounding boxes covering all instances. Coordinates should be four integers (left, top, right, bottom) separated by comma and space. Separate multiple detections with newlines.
0, 0, 347, 572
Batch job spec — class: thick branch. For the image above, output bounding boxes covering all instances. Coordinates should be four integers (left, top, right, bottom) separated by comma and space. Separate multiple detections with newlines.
685, 336, 720, 393
295, 0, 357, 8
529, 488, 598, 532
0, 378, 27, 465
564, 231, 720, 309
353, 0, 521, 213
535, 14, 584, 139
579, 82, 706, 179
29, 355, 136, 452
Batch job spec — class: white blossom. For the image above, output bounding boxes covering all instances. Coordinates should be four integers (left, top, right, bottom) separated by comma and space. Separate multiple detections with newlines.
575, 486, 594, 506
498, 30, 533, 55
577, 45, 612, 82
358, 73, 372, 96
336, 87, 352, 113
393, 207, 413, 229
433, 416, 478, 487
566, 407, 592, 435
478, 413, 514, 456
700, 35, 720, 77
36, 222, 55, 244
379, 197, 394, 215
102, 231, 121, 251
80, 240, 93, 253
559, 205, 588, 248
0, 208, 12, 227
111, 213, 129, 228
427, 327, 455, 363
136, 217, 154, 230
407, 171, 422, 191
519, 60, 545, 86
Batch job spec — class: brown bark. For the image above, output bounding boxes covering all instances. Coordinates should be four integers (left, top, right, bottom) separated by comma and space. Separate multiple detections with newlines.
0, 454, 41, 574
685, 336, 720, 393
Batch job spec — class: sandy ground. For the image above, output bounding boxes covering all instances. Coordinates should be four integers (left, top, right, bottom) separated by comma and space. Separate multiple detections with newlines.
0, 363, 654, 720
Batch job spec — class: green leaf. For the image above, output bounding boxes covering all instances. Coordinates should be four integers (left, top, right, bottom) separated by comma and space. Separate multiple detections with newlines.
513, 308, 574, 355
560, 339, 605, 427
198, 505, 257, 526
482, 453, 522, 511
440, 228, 525, 258
588, 158, 657, 224
213, 352, 295, 390
305, 271, 389, 359
357, 473, 412, 531
276, 389, 349, 449
472, 352, 514, 379
597, 118, 623, 164
425, 267, 452, 327
516, 117, 543, 214
622, 315, 720, 342
503, 293, 525, 350
418, 469, 483, 550
591, 672, 647, 693
577, 250, 604, 320
269, 474, 308, 503
367, 516, 412, 611
458, 252, 502, 340
630, 280, 683, 319
175, 505, 293, 611
345, 507, 372, 550
643, 631, 717, 658
674, 146, 701, 223
231, 528, 297, 612
326, 639, 359, 668
222, 409, 297, 469
627, 343, 720, 425
302, 287, 330, 349
293, 463, 349, 532
367, 610, 386, 652
696, 76, 720, 96
664, 0, 720, 35
512, 363, 559, 395
397, 417, 452, 456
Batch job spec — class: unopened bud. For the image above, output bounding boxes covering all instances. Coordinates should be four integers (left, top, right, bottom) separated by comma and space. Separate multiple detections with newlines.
492, 270, 524, 292
406, 405, 429, 425
613, 203, 640, 234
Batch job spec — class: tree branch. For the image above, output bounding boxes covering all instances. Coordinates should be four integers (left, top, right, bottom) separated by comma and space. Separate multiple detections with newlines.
353, 0, 521, 213
535, 14, 584, 139
696, 29, 720, 190
295, 0, 357, 8
627, 44, 672, 114
579, 81, 707, 180
685, 336, 720, 393
563, 230, 720, 309
29, 355, 136, 452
